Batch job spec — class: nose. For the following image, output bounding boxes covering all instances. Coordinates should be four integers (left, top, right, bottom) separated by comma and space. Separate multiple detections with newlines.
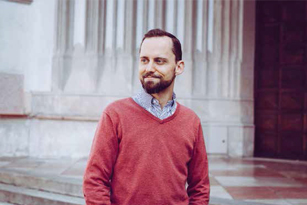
145, 61, 155, 72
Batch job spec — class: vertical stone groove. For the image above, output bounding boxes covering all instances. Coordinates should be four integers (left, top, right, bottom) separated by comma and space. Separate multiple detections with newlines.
53, 0, 74, 92
98, 0, 106, 54
55, 0, 74, 53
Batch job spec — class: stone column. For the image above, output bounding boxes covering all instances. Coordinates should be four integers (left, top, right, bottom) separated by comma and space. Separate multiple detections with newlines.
178, 0, 255, 157
203, 0, 255, 157
52, 0, 74, 92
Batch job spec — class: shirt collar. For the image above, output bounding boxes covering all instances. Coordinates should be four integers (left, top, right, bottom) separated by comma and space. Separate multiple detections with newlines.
137, 89, 176, 108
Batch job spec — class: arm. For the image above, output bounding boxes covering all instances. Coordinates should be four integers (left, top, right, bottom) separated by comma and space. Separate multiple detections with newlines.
83, 112, 119, 205
187, 123, 210, 205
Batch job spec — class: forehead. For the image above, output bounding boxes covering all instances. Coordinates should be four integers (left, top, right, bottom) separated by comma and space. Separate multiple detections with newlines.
140, 36, 174, 57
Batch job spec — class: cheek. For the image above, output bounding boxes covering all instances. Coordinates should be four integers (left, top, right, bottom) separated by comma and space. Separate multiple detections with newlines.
138, 66, 145, 78
138, 64, 143, 72
155, 66, 170, 77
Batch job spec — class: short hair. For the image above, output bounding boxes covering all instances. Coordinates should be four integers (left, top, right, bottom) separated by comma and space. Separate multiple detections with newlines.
139, 29, 182, 62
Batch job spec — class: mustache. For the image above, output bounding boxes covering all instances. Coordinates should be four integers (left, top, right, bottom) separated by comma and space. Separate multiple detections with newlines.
142, 73, 162, 79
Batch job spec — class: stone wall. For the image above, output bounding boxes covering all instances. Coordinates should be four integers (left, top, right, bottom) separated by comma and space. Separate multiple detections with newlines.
0, 0, 256, 158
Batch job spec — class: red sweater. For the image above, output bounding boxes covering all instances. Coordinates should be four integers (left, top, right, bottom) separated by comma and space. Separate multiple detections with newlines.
83, 98, 210, 205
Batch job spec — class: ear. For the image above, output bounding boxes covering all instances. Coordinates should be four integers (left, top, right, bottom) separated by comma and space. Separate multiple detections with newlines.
175, 60, 184, 76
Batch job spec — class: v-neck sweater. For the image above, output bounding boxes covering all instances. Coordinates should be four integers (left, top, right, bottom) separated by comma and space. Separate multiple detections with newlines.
83, 98, 210, 205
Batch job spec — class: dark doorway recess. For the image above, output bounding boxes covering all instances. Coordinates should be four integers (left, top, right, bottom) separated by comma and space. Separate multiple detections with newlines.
254, 0, 307, 160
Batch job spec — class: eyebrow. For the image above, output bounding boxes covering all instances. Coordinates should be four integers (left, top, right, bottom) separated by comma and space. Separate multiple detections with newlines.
154, 57, 168, 61
140, 56, 168, 60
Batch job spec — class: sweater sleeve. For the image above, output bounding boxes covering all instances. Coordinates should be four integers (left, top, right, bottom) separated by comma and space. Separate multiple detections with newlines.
187, 122, 210, 205
83, 112, 119, 205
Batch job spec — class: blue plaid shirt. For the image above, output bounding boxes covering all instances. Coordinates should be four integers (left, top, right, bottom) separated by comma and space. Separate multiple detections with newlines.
132, 89, 177, 120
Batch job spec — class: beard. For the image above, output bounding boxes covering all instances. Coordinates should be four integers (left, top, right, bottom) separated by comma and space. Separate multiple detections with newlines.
141, 72, 176, 94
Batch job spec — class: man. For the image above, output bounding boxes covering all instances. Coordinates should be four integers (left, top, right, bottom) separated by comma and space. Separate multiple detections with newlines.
83, 29, 210, 205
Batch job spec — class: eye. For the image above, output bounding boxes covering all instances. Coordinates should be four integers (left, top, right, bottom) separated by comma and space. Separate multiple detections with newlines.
140, 58, 148, 64
155, 58, 165, 65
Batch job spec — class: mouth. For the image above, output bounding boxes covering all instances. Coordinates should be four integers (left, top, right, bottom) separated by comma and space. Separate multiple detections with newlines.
143, 73, 161, 79
145, 76, 158, 79
144, 77, 159, 83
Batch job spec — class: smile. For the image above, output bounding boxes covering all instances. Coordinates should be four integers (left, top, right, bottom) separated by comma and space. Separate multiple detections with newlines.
145, 76, 161, 80
145, 77, 158, 79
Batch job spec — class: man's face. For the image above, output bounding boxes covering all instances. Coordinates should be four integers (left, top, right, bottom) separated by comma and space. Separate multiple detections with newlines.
139, 36, 177, 94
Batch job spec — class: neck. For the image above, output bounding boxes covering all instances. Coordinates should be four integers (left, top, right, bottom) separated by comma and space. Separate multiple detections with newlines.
151, 84, 174, 109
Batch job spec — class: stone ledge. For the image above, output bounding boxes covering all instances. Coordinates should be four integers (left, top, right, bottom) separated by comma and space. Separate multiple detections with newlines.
30, 92, 254, 124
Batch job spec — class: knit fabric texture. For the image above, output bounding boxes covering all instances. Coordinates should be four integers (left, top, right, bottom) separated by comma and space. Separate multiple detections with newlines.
83, 98, 210, 205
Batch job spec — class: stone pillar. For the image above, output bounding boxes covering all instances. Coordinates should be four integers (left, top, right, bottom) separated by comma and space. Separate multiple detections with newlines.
52, 0, 74, 92
199, 0, 255, 157
177, 0, 255, 157
193, 0, 208, 97
174, 0, 195, 96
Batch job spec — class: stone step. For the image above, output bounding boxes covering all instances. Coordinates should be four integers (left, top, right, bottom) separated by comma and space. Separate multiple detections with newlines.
0, 183, 84, 205
0, 169, 83, 197
0, 202, 15, 205
209, 197, 272, 205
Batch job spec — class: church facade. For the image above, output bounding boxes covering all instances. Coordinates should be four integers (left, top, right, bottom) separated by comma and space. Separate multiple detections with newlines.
0, 0, 264, 159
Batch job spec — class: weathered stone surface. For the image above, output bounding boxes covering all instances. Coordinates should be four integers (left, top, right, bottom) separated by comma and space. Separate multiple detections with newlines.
31, 93, 122, 118
0, 169, 82, 197
0, 73, 24, 115
0, 119, 29, 157
0, 183, 84, 205
228, 126, 255, 157
28, 119, 96, 158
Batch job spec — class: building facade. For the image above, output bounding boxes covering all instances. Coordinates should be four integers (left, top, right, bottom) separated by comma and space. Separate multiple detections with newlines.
0, 0, 255, 158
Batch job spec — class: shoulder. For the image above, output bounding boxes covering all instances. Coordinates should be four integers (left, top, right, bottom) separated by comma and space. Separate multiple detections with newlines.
177, 102, 201, 124
104, 97, 134, 114
177, 103, 203, 139
178, 102, 199, 118
98, 98, 135, 125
